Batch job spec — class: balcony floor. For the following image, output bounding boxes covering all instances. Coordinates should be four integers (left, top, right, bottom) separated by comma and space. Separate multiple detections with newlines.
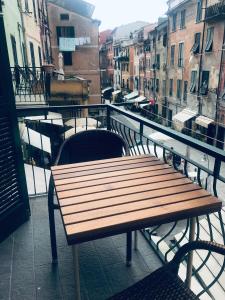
0, 196, 162, 300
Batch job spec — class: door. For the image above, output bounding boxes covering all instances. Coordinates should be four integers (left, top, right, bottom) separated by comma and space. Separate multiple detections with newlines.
29, 42, 36, 70
0, 2, 30, 242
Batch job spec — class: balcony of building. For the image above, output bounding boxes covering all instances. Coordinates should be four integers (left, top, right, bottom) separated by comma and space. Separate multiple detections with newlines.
3, 104, 223, 299
205, 0, 225, 22
11, 66, 90, 106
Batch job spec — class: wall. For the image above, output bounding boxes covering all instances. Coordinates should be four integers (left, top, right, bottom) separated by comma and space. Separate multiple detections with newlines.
48, 2, 101, 104
2, 0, 25, 67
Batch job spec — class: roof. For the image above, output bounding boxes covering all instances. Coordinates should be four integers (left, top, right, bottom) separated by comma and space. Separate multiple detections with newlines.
172, 109, 197, 124
113, 21, 149, 41
124, 90, 139, 100
149, 132, 174, 142
195, 115, 214, 128
22, 127, 51, 154
48, 0, 95, 18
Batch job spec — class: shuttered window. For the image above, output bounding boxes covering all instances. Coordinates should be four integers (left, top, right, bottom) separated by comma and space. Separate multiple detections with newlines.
190, 71, 197, 93
205, 27, 214, 52
191, 33, 201, 54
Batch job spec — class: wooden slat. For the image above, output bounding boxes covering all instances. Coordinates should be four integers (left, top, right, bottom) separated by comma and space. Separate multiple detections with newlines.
57, 172, 185, 199
63, 190, 212, 225
65, 197, 221, 241
55, 167, 176, 191
55, 163, 171, 186
52, 154, 153, 172
61, 184, 202, 215
53, 159, 164, 180
59, 177, 192, 206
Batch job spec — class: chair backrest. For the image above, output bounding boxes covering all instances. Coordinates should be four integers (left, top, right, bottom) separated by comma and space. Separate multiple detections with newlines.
54, 129, 130, 165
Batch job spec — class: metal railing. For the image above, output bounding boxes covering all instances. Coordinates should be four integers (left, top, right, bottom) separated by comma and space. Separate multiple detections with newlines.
205, 0, 225, 21
11, 66, 47, 104
17, 104, 225, 299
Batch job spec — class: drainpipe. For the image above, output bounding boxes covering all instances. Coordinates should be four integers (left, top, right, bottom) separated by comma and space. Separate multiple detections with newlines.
214, 19, 225, 147
197, 0, 208, 115
17, 0, 29, 66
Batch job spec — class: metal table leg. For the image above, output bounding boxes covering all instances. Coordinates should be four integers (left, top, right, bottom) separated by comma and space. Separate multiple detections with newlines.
72, 245, 81, 300
134, 230, 138, 250
186, 217, 196, 288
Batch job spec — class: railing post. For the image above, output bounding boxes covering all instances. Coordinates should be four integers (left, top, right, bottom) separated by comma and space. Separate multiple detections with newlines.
139, 122, 143, 144
107, 105, 111, 131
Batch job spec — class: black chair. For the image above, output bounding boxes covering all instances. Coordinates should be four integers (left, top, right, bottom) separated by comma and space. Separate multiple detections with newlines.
108, 240, 225, 300
48, 129, 130, 262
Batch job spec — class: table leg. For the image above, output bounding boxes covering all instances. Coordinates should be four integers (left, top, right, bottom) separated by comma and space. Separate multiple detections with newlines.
72, 245, 81, 300
134, 230, 138, 250
126, 231, 132, 266
186, 217, 196, 288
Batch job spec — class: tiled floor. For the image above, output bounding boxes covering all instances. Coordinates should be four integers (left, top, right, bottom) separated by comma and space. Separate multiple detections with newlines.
0, 196, 162, 300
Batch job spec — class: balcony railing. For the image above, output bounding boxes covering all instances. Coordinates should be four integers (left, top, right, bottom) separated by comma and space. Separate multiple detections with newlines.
11, 66, 47, 105
17, 104, 225, 299
205, 0, 225, 22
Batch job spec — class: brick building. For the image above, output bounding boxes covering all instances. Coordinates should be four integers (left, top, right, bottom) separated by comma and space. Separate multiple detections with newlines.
48, 0, 101, 104
99, 30, 113, 89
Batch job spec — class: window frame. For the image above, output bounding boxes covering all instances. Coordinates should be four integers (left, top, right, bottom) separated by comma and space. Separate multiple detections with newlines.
62, 51, 73, 66
196, 0, 202, 23
190, 70, 197, 93
60, 14, 70, 21
169, 79, 173, 97
170, 45, 175, 66
180, 9, 186, 30
172, 13, 177, 32
177, 79, 182, 99
191, 32, 201, 54
178, 42, 184, 68
205, 27, 214, 53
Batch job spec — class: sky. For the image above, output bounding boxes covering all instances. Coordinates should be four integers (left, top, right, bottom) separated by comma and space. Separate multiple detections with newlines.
86, 0, 168, 31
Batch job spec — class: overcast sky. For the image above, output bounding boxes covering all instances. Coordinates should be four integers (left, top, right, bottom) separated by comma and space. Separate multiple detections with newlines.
87, 0, 168, 31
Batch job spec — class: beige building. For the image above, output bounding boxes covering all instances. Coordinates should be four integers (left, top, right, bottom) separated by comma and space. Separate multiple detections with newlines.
48, 0, 101, 104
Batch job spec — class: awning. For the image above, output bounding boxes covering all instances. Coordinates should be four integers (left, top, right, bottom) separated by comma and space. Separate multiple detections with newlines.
127, 96, 146, 103
112, 90, 121, 95
102, 87, 113, 94
124, 90, 139, 100
139, 103, 149, 109
195, 115, 214, 128
172, 109, 197, 124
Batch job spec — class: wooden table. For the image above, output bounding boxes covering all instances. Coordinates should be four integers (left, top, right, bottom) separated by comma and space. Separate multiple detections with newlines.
51, 154, 222, 299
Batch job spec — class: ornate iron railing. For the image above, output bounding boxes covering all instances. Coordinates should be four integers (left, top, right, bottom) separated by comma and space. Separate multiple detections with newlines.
205, 0, 225, 22
17, 104, 225, 299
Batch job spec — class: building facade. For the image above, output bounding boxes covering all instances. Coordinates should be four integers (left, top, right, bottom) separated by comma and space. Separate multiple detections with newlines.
48, 0, 101, 104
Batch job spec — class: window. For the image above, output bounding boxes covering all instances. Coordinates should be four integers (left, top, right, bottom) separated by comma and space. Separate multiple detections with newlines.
170, 45, 175, 66
196, 0, 202, 23
62, 52, 72, 66
205, 27, 214, 52
29, 42, 36, 70
38, 46, 42, 66
10, 35, 18, 66
25, 0, 29, 12
162, 80, 166, 96
200, 71, 210, 95
32, 0, 37, 21
190, 70, 197, 93
183, 81, 188, 101
191, 33, 201, 54
169, 79, 173, 96
172, 13, 177, 32
177, 80, 182, 99
180, 10, 186, 29
178, 42, 184, 67
156, 54, 160, 69
156, 79, 159, 92
60, 14, 69, 21
56, 26, 75, 45
163, 33, 167, 47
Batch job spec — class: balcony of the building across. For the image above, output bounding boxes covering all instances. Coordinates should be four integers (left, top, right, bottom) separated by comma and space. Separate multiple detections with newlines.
205, 0, 225, 22
114, 50, 129, 62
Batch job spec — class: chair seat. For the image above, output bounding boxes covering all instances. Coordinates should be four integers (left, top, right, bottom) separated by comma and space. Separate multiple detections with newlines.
108, 265, 198, 300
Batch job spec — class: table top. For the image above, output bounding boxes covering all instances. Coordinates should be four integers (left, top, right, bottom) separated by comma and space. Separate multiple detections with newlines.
51, 155, 222, 245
